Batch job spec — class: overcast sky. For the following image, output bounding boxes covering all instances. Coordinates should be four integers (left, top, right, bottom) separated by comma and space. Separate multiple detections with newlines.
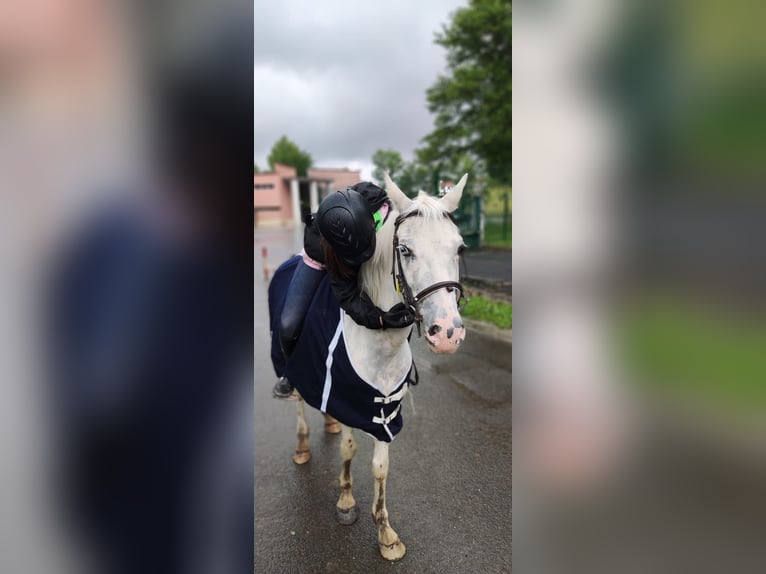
254, 0, 467, 180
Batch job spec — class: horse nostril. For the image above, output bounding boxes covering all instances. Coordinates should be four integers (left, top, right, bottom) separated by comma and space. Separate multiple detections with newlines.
453, 317, 463, 329
428, 325, 442, 337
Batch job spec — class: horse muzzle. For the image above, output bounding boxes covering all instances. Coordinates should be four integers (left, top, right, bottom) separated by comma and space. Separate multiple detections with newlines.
424, 316, 466, 354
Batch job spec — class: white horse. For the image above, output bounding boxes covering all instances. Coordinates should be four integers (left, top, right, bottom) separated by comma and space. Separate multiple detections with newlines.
287, 172, 468, 561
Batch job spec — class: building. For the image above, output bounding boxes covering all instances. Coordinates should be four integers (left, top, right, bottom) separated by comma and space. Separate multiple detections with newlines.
307, 167, 361, 192
253, 164, 362, 227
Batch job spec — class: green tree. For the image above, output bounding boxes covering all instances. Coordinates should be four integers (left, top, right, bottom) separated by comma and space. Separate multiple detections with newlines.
419, 0, 512, 184
267, 135, 313, 176
371, 149, 405, 186
371, 148, 432, 197
254, 162, 260, 174
397, 161, 433, 198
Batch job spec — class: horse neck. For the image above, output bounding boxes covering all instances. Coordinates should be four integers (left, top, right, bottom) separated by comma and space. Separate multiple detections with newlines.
343, 316, 411, 394
343, 216, 412, 395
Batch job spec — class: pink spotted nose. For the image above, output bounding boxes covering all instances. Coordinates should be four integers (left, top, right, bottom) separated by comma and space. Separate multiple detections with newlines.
425, 316, 466, 354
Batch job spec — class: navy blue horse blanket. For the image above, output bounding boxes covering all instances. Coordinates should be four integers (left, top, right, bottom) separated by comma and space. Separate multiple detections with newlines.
268, 256, 410, 442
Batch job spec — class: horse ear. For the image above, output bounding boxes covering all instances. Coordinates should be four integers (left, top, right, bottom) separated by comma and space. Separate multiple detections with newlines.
384, 172, 412, 212
440, 173, 468, 212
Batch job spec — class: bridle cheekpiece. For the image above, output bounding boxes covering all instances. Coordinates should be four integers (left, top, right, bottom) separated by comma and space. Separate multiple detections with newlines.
391, 210, 465, 337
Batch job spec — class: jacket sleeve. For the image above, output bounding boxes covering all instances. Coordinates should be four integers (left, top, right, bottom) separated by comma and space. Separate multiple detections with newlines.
329, 273, 385, 329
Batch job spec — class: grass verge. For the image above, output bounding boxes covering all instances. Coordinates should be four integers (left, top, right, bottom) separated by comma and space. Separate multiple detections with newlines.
483, 219, 512, 248
621, 298, 766, 411
462, 294, 512, 330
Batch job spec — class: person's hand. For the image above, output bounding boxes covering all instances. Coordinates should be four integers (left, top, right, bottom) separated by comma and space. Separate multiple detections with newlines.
382, 303, 416, 329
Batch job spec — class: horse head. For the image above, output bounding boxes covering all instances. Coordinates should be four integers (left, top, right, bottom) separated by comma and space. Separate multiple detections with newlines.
384, 173, 468, 354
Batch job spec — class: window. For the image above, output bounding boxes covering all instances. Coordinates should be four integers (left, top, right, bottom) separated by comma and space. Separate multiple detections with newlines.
254, 183, 275, 190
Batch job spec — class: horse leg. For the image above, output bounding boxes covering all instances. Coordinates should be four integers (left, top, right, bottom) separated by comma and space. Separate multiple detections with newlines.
371, 440, 406, 561
324, 413, 341, 434
335, 424, 359, 525
293, 398, 311, 464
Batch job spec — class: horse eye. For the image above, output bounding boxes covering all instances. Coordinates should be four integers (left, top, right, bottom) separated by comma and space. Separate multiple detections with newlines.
457, 244, 466, 255
398, 245, 412, 257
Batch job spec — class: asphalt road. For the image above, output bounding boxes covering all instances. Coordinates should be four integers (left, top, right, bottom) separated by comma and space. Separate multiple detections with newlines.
254, 227, 512, 574
462, 248, 512, 285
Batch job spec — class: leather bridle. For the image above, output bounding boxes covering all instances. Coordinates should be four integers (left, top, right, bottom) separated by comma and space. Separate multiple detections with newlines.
391, 210, 465, 337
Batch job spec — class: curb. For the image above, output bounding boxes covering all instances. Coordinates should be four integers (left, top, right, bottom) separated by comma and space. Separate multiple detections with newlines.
463, 275, 512, 293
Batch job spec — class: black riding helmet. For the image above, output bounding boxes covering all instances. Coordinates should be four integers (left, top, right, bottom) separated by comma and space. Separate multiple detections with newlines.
316, 188, 376, 267
350, 181, 387, 212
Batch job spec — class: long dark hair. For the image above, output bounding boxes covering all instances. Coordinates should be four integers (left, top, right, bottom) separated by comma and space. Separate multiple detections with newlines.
321, 235, 355, 279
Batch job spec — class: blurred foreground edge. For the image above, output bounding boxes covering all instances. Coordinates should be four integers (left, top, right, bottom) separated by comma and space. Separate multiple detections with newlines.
0, 1, 253, 573
514, 1, 766, 573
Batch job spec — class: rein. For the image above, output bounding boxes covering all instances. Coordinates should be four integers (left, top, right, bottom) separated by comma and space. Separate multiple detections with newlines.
391, 210, 465, 337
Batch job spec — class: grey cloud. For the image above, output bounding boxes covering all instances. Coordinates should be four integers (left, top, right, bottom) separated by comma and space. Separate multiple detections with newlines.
254, 0, 466, 170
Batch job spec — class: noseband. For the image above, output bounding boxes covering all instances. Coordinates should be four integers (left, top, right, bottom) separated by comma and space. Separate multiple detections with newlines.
391, 210, 465, 337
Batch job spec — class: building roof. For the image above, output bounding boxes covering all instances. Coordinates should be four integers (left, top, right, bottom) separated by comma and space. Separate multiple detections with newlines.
254, 164, 360, 185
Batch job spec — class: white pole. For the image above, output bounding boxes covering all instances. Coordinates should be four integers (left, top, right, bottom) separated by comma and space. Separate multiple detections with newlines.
289, 178, 301, 227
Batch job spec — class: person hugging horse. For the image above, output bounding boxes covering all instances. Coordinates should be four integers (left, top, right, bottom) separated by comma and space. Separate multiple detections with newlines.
271, 182, 416, 399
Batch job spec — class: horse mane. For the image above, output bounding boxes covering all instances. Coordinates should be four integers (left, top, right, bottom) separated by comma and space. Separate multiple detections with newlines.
359, 192, 449, 306
359, 205, 397, 305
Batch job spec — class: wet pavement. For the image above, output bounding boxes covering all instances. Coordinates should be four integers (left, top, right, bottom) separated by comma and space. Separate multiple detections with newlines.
254, 227, 512, 574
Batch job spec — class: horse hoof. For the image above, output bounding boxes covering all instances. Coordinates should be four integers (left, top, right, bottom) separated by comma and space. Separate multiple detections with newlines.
379, 538, 406, 561
324, 421, 341, 434
335, 505, 359, 525
292, 450, 311, 465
